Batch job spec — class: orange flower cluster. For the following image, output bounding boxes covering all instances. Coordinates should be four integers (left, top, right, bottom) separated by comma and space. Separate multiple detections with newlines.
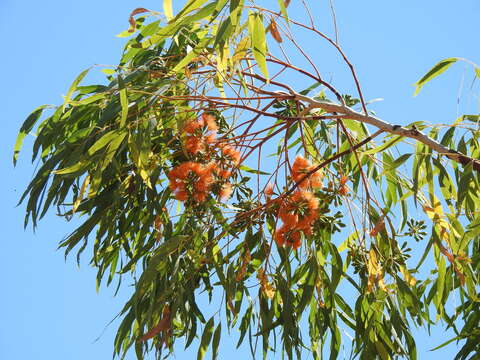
184, 113, 218, 155
220, 144, 241, 165
274, 190, 319, 249
291, 156, 323, 189
167, 114, 240, 203
264, 183, 274, 198
168, 161, 216, 202
338, 175, 349, 195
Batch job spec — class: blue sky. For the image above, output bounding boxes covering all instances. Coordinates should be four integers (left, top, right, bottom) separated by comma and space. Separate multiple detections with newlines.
1, 1, 479, 359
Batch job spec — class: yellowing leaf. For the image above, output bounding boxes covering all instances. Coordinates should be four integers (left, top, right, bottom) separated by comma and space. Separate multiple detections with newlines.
233, 37, 250, 64
368, 249, 379, 276
163, 0, 173, 21
257, 268, 275, 299
377, 271, 389, 293
423, 200, 444, 221
139, 168, 152, 189
367, 249, 379, 293
73, 174, 91, 214
399, 266, 417, 287
235, 249, 251, 281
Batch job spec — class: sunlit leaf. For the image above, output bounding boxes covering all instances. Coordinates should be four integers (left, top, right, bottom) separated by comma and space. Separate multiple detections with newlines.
414, 57, 458, 95
248, 12, 269, 80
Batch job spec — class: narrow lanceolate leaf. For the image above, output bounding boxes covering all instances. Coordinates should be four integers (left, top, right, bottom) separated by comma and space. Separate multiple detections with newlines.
177, 0, 210, 19
13, 105, 48, 165
128, 8, 150, 33
277, 0, 289, 24
414, 57, 458, 95
211, 323, 221, 360
117, 75, 128, 127
73, 174, 90, 214
54, 160, 91, 175
163, 0, 173, 20
119, 88, 128, 127
63, 68, 91, 110
248, 12, 269, 80
197, 317, 215, 360
362, 135, 402, 155
87, 130, 125, 156
173, 35, 212, 73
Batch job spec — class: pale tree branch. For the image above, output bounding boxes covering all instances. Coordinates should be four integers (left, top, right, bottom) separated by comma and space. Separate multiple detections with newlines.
293, 92, 480, 172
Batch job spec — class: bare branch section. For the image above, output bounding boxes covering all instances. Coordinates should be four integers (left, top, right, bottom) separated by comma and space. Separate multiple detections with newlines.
293, 92, 480, 171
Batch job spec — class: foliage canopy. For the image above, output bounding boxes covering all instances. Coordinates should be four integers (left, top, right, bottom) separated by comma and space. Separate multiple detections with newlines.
15, 1, 480, 359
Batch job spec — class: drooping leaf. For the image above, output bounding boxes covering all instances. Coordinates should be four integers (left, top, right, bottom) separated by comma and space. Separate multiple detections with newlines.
414, 57, 458, 95
248, 12, 269, 80
197, 317, 215, 360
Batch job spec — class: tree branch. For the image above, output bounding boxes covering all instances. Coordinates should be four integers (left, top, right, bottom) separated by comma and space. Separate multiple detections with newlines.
293, 92, 480, 172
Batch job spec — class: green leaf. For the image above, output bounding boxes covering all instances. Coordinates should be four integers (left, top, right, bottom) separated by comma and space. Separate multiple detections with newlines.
140, 3, 216, 49
362, 135, 402, 155
13, 105, 48, 165
414, 57, 458, 96
461, 114, 480, 123
277, 0, 289, 24
430, 335, 461, 351
239, 165, 270, 175
54, 160, 92, 175
63, 68, 91, 109
248, 12, 269, 80
211, 322, 221, 360
197, 317, 215, 360
475, 66, 480, 79
173, 35, 212, 73
87, 130, 126, 156
176, 0, 210, 19
118, 75, 129, 127
229, 0, 244, 27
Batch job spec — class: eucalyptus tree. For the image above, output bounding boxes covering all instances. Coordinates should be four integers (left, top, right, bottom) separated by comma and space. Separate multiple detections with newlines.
14, 1, 480, 359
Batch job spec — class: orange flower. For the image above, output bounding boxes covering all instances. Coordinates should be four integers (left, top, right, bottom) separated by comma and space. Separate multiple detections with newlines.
292, 155, 311, 174
193, 191, 207, 202
278, 204, 298, 227
195, 174, 214, 192
274, 226, 302, 249
183, 118, 205, 134
264, 183, 274, 197
185, 136, 204, 154
205, 133, 217, 144
202, 113, 218, 132
274, 226, 287, 246
291, 156, 323, 189
286, 230, 302, 249
219, 169, 231, 179
168, 162, 215, 203
338, 185, 348, 196
221, 145, 241, 165
203, 162, 219, 175
220, 183, 233, 200
174, 189, 188, 201
309, 172, 323, 189
276, 190, 319, 240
